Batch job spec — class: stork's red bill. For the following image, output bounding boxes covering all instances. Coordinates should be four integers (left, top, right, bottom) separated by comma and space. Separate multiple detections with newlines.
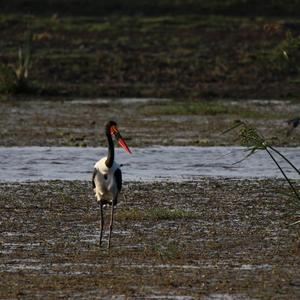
110, 126, 132, 154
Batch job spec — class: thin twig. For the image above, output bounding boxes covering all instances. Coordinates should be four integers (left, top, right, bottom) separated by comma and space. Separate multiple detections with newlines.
221, 120, 244, 135
215, 149, 243, 160
265, 147, 300, 200
231, 147, 257, 165
268, 145, 300, 175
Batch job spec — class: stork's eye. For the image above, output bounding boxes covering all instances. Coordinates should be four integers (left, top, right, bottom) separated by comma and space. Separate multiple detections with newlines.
104, 174, 108, 180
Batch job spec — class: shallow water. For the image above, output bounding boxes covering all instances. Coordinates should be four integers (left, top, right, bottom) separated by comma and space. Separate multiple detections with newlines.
202, 294, 258, 300
0, 146, 299, 182
70, 97, 171, 105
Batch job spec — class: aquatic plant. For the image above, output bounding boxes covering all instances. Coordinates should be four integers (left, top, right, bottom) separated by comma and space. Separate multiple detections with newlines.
0, 31, 33, 95
264, 32, 300, 75
223, 120, 300, 203
15, 31, 33, 92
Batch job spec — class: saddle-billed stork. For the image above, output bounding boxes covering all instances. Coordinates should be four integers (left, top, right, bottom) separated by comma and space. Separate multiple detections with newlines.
92, 120, 131, 249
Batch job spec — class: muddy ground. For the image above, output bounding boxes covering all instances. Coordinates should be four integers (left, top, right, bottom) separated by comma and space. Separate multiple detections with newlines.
0, 98, 299, 147
0, 179, 299, 299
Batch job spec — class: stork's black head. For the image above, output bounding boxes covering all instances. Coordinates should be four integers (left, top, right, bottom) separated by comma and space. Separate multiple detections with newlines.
104, 120, 132, 154
105, 120, 117, 133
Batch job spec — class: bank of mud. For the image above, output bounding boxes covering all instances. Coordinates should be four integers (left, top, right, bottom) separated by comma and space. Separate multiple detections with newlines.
0, 179, 299, 299
0, 99, 299, 147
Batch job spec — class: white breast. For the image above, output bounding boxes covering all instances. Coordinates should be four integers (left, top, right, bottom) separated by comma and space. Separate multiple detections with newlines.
94, 157, 120, 202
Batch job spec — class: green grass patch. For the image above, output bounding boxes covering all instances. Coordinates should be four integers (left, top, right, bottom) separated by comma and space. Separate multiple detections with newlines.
1, 13, 300, 99
149, 241, 182, 260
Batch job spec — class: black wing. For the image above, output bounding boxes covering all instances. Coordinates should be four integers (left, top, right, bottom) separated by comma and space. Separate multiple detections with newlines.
114, 168, 122, 192
92, 168, 97, 189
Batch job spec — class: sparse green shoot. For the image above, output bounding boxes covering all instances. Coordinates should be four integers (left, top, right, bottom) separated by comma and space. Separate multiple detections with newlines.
0, 31, 34, 95
223, 120, 300, 203
15, 31, 33, 92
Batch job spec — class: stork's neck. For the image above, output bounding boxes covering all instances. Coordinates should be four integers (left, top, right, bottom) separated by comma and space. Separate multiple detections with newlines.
105, 130, 114, 168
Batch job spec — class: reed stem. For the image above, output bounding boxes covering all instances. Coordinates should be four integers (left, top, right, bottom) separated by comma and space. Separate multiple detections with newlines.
268, 145, 300, 175
265, 147, 300, 200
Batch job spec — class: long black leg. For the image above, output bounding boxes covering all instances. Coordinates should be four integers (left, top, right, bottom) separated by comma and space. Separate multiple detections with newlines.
108, 194, 118, 249
99, 202, 104, 247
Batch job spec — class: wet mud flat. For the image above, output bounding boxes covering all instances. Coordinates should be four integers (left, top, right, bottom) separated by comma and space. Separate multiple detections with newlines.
0, 99, 299, 147
0, 179, 299, 299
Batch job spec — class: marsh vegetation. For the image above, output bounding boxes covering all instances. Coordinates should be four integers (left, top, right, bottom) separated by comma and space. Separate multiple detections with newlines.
0, 6, 300, 99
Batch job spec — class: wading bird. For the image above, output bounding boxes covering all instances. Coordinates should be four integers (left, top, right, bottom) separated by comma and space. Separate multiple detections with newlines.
92, 121, 131, 249
286, 117, 300, 136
